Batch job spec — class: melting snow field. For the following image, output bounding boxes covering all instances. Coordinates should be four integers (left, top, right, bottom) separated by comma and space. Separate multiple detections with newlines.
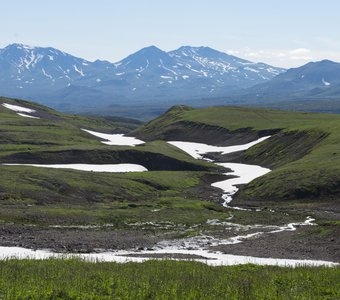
2, 163, 148, 173
0, 246, 337, 267
82, 129, 145, 146
168, 136, 270, 159
168, 136, 271, 209
2, 103, 35, 113
2, 103, 40, 119
0, 134, 338, 267
17, 113, 40, 119
213, 163, 271, 208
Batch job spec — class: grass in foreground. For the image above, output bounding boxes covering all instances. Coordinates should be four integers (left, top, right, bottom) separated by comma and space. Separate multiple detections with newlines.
0, 259, 338, 299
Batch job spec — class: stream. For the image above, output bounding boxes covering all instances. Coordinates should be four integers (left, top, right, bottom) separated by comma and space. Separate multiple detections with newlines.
0, 132, 338, 267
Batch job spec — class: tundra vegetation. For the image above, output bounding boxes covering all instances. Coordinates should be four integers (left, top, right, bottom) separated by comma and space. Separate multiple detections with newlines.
0, 259, 339, 300
0, 97, 339, 298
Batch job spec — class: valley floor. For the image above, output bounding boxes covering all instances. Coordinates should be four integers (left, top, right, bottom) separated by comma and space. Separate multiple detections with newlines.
0, 99, 339, 267
0, 209, 338, 264
0, 144, 338, 264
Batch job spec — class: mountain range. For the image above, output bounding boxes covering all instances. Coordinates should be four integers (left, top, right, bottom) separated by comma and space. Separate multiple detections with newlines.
0, 43, 284, 112
1, 43, 340, 119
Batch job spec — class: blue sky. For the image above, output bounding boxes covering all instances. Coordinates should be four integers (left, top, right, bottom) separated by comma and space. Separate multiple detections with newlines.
1, 0, 339, 67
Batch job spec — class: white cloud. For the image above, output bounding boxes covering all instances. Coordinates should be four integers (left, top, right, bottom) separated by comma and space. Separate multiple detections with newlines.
246, 51, 265, 58
275, 52, 287, 58
289, 48, 311, 55
226, 50, 240, 55
288, 48, 313, 60
243, 48, 312, 60
223, 47, 340, 67
290, 55, 313, 61
228, 47, 315, 67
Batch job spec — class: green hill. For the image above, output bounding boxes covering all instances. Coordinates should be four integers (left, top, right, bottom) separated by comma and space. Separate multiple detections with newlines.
0, 97, 339, 258
0, 97, 227, 248
134, 105, 340, 210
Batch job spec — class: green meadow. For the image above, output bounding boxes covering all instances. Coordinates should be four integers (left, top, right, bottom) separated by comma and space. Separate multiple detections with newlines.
0, 259, 338, 300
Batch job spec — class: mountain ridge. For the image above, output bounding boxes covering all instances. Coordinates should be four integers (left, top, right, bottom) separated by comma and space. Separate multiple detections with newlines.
2, 43, 340, 120
0, 43, 285, 112
243, 59, 340, 99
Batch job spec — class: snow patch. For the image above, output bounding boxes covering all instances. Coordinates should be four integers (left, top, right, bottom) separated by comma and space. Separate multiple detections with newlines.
73, 65, 85, 76
245, 67, 259, 73
322, 78, 331, 86
42, 68, 53, 79
82, 129, 145, 146
17, 113, 40, 119
2, 103, 36, 113
0, 246, 336, 267
3, 164, 147, 173
168, 136, 270, 160
169, 136, 271, 209
212, 163, 271, 208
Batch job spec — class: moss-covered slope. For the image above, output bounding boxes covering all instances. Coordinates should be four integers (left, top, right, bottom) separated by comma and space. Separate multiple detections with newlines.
0, 97, 224, 228
134, 105, 340, 206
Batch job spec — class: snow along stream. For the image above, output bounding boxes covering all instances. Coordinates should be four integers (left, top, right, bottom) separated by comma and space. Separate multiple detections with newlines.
212, 162, 270, 210
0, 132, 338, 266
169, 136, 271, 210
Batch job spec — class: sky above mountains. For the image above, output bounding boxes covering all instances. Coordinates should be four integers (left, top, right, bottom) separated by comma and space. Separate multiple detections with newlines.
1, 0, 339, 68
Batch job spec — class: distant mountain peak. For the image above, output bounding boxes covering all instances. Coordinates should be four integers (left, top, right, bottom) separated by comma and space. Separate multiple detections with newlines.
141, 45, 163, 52
117, 45, 173, 70
0, 42, 286, 112
319, 59, 335, 63
168, 45, 254, 68
176, 45, 224, 54
245, 59, 340, 98
128, 45, 167, 58
6, 43, 33, 50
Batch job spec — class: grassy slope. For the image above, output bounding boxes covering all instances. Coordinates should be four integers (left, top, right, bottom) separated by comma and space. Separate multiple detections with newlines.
0, 97, 224, 227
0, 97, 136, 150
0, 167, 228, 227
1, 97, 339, 244
0, 259, 338, 300
135, 105, 340, 205
0, 97, 213, 168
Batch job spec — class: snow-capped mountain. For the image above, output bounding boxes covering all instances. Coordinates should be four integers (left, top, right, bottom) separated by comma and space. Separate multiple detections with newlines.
169, 46, 282, 84
0, 44, 89, 89
106, 45, 284, 92
0, 43, 115, 96
243, 59, 340, 100
0, 43, 285, 111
